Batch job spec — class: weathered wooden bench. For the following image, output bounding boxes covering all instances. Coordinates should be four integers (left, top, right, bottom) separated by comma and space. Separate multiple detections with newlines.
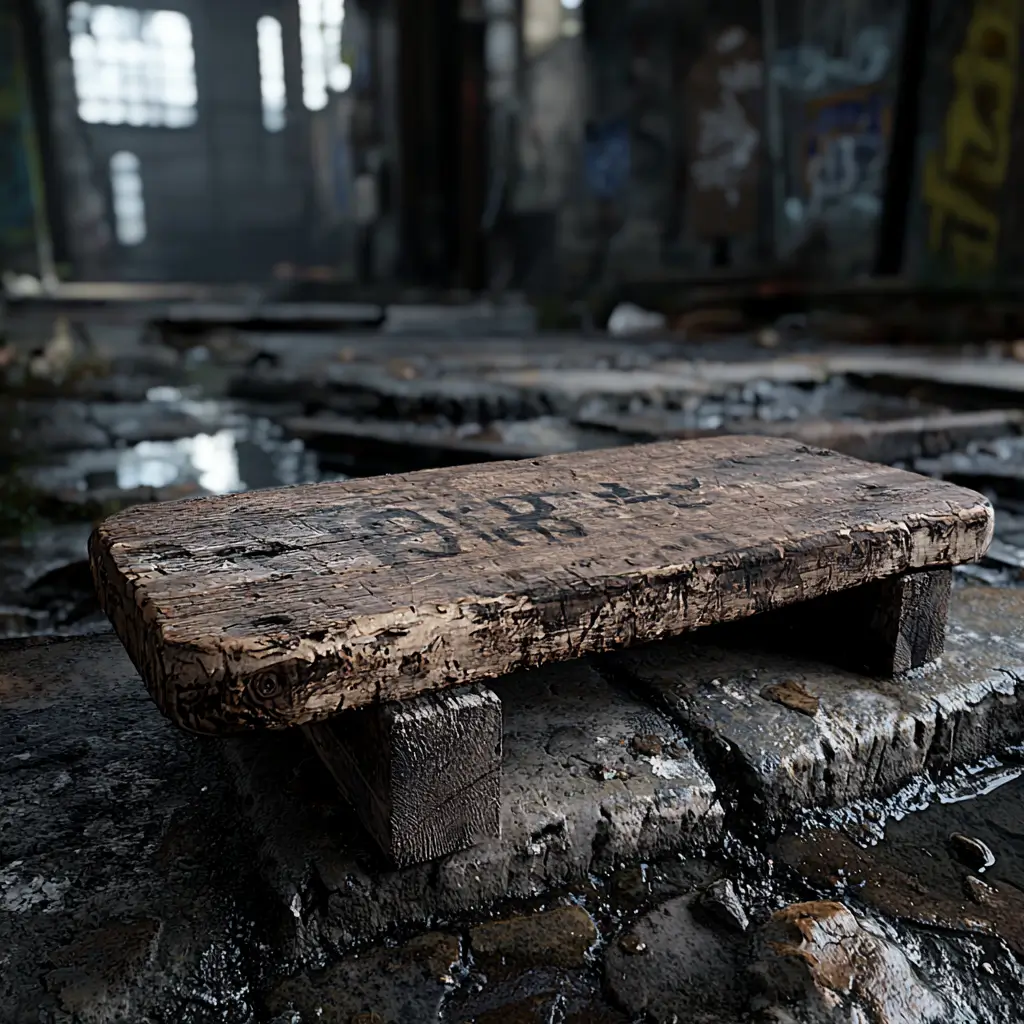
89, 436, 992, 865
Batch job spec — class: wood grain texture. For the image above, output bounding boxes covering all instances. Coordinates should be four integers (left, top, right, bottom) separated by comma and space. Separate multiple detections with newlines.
860, 568, 953, 675
88, 436, 994, 734
303, 684, 502, 866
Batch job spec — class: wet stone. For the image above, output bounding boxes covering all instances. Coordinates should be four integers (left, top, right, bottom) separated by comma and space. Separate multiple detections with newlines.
773, 757, 1024, 977
693, 877, 749, 933
775, 824, 1024, 961
612, 586, 1024, 818
447, 967, 619, 1024
751, 901, 951, 1024
603, 894, 748, 1023
264, 932, 460, 1024
222, 661, 722, 951
469, 905, 598, 979
43, 918, 162, 1017
949, 833, 997, 873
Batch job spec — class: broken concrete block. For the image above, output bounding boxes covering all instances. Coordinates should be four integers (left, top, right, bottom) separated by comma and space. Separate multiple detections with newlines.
222, 661, 722, 951
751, 901, 950, 1024
610, 586, 1024, 818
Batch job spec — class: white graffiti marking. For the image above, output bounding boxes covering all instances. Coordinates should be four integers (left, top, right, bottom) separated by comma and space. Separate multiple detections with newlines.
691, 36, 763, 208
773, 26, 892, 94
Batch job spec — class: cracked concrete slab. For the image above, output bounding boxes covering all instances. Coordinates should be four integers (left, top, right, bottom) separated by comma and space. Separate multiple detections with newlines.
221, 661, 723, 951
0, 634, 275, 1024
609, 585, 1024, 818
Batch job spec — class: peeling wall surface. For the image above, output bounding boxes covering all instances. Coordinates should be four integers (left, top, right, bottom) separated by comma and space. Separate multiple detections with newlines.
906, 0, 1024, 286
771, 0, 905, 277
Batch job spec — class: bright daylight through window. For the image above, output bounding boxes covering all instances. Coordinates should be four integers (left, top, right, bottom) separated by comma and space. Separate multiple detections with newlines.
257, 16, 287, 132
109, 151, 146, 245
299, 0, 351, 111
67, 2, 198, 128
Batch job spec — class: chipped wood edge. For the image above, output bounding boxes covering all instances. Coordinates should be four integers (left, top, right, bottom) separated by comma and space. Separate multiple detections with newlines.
89, 494, 994, 734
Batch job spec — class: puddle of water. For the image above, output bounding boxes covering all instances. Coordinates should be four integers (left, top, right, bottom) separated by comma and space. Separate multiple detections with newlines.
118, 430, 244, 493
1, 393, 325, 637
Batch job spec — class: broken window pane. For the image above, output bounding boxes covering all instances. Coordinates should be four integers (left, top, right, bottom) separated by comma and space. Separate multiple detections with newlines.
68, 3, 198, 128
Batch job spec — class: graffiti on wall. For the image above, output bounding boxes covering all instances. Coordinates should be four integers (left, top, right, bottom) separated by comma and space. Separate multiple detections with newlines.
922, 0, 1020, 277
802, 87, 891, 223
686, 26, 763, 239
773, 26, 893, 95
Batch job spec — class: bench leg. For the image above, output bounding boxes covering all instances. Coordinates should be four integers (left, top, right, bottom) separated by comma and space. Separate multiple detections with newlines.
716, 568, 953, 679
853, 567, 953, 676
303, 684, 502, 867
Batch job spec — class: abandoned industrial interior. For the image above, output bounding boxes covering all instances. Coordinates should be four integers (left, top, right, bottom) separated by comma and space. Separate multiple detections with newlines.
4, 0, 1024, 1021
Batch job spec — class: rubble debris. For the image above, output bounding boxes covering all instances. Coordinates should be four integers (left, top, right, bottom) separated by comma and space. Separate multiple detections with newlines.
693, 878, 750, 933
750, 901, 950, 1024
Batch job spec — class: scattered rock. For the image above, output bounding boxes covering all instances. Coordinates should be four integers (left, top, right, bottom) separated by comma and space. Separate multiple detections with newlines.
617, 933, 648, 955
694, 878, 749, 933
470, 906, 597, 979
630, 734, 664, 757
265, 932, 459, 1023
948, 833, 996, 873
751, 901, 950, 1024
760, 679, 819, 717
604, 895, 746, 1023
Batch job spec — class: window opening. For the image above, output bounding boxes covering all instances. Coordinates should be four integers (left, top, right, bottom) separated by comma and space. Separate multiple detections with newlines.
110, 151, 146, 245
257, 15, 287, 131
299, 0, 351, 111
68, 2, 198, 127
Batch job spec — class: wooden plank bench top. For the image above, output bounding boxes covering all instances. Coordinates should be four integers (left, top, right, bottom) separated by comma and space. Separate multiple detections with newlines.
89, 436, 993, 735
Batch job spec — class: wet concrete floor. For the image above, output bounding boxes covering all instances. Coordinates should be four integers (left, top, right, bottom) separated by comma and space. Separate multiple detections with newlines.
4, 318, 1024, 1021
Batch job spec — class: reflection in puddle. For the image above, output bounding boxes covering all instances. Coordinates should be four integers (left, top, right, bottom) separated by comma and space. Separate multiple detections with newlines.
118, 430, 243, 494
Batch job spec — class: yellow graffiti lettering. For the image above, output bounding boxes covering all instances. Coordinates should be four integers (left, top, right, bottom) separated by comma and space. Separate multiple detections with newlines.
924, 153, 1000, 267
946, 8, 1017, 184
923, 0, 1020, 274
